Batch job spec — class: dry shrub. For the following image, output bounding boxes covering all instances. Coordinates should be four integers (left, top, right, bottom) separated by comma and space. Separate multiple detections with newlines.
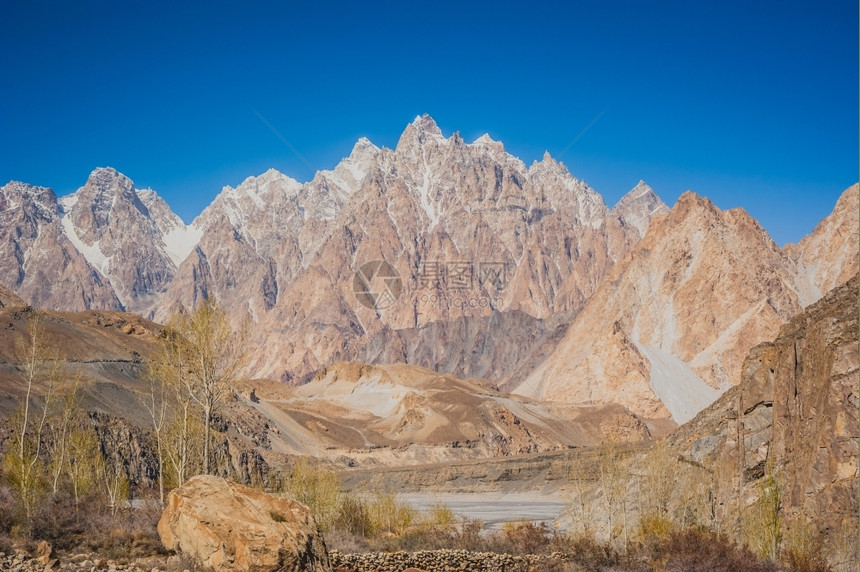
566, 535, 624, 570
285, 458, 343, 532
451, 517, 486, 552
27, 490, 164, 560
365, 491, 416, 535
30, 492, 89, 550
653, 528, 780, 572
638, 513, 674, 541
503, 521, 554, 555
782, 547, 832, 572
334, 495, 374, 538
0, 484, 18, 536
423, 501, 455, 527
780, 515, 832, 572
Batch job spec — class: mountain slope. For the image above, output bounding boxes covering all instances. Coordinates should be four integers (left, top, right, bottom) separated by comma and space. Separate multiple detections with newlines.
154, 115, 665, 382
513, 191, 807, 422
251, 360, 655, 467
0, 181, 122, 311
785, 183, 859, 305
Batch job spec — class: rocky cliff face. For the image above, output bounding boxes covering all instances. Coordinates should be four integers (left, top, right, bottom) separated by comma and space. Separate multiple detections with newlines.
1, 117, 855, 423
512, 189, 842, 422
667, 275, 858, 569
153, 115, 664, 384
0, 181, 121, 311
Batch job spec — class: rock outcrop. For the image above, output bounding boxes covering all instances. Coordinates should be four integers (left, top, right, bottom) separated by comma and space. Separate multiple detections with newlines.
667, 274, 858, 569
157, 475, 331, 572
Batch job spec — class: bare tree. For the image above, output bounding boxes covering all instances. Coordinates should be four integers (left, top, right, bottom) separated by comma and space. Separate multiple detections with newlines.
48, 374, 85, 495
636, 440, 676, 535
744, 458, 783, 560
596, 439, 627, 545
3, 311, 60, 524
150, 318, 199, 487
64, 420, 100, 508
98, 447, 129, 517
143, 350, 171, 504
153, 298, 247, 477
565, 454, 598, 539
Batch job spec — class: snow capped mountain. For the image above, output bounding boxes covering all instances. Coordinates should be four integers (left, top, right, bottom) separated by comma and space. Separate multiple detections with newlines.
57, 167, 189, 311
1, 116, 854, 424
0, 180, 121, 311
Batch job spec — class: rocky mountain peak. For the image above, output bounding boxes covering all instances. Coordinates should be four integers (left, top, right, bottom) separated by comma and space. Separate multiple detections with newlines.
327, 138, 381, 192
784, 183, 859, 306
613, 181, 669, 237
56, 168, 183, 310
396, 114, 446, 151
663, 190, 724, 228
1, 181, 59, 220
218, 169, 300, 207
83, 167, 145, 212
64, 167, 152, 244
527, 152, 576, 181
350, 136, 379, 157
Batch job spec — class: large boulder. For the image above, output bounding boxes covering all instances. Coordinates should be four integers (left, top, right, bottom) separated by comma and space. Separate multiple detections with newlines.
158, 475, 331, 572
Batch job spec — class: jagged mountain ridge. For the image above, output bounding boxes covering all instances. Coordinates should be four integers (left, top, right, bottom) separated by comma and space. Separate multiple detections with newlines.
2, 115, 666, 384
1, 116, 855, 424
512, 185, 857, 423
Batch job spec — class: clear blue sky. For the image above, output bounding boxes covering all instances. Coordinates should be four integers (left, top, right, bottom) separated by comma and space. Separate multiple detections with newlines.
1, 1, 856, 245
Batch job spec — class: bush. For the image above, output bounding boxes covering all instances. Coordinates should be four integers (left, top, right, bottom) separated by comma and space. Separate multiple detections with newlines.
334, 494, 374, 537
782, 547, 832, 572
503, 521, 554, 555
566, 535, 624, 570
423, 501, 455, 527
365, 491, 416, 535
285, 458, 343, 532
270, 510, 286, 523
0, 484, 18, 536
637, 512, 674, 543
652, 528, 780, 572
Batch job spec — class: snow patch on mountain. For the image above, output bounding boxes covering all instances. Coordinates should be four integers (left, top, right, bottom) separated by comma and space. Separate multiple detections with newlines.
162, 225, 203, 266
60, 211, 109, 276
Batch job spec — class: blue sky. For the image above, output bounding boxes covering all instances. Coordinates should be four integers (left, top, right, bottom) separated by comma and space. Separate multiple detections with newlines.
1, 1, 856, 245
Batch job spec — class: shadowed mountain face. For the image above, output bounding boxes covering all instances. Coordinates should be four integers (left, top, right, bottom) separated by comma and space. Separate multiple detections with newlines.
0, 115, 855, 422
